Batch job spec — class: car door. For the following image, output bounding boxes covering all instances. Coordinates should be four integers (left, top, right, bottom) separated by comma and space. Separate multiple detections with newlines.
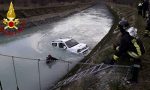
59, 43, 66, 49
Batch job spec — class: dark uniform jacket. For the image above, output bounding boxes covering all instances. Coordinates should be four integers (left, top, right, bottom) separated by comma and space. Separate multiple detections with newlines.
116, 31, 132, 57
115, 31, 145, 58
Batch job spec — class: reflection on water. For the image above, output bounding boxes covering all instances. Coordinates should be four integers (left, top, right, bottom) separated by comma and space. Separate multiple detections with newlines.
0, 4, 112, 90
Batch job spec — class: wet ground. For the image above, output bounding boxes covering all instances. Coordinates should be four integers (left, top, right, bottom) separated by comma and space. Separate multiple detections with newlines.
0, 4, 112, 90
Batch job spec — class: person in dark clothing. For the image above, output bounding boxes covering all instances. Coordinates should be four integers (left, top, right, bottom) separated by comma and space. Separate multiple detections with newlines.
113, 27, 132, 61
144, 15, 150, 36
112, 27, 145, 83
137, 2, 143, 16
113, 18, 130, 52
46, 54, 58, 64
111, 26, 130, 64
142, 0, 149, 18
126, 29, 145, 83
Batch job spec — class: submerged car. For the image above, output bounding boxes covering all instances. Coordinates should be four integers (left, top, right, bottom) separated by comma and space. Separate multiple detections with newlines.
51, 38, 89, 55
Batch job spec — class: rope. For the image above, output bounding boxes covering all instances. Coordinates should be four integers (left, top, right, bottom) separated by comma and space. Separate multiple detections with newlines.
0, 53, 76, 63
0, 53, 131, 90
38, 59, 42, 90
0, 53, 131, 67
12, 56, 19, 90
0, 53, 39, 61
67, 62, 70, 77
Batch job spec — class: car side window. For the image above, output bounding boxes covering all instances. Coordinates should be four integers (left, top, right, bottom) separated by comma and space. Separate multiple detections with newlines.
52, 43, 57, 47
59, 43, 65, 48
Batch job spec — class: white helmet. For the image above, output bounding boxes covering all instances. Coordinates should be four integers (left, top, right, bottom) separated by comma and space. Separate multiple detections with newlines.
138, 3, 142, 6
127, 27, 137, 37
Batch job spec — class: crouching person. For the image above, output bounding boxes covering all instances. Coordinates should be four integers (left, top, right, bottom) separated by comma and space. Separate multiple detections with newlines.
111, 27, 145, 83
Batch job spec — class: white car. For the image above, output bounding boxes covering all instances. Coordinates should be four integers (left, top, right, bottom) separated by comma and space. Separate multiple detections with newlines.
51, 38, 89, 55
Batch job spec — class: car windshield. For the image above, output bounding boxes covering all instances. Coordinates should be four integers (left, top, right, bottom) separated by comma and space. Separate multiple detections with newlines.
65, 39, 79, 48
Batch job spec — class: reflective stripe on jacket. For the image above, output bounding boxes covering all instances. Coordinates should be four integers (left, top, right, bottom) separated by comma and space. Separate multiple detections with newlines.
114, 31, 144, 60
127, 39, 142, 58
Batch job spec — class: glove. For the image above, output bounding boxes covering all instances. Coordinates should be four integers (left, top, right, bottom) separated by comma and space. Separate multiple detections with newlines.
109, 55, 119, 65
113, 55, 119, 61
108, 55, 119, 65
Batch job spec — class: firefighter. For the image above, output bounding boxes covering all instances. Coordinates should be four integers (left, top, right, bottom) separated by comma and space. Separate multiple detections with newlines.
113, 18, 130, 53
112, 27, 145, 83
137, 1, 143, 16
46, 54, 58, 64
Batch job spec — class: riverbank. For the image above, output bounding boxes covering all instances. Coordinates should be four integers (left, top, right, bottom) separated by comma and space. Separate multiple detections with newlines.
0, 2, 96, 28
56, 1, 150, 90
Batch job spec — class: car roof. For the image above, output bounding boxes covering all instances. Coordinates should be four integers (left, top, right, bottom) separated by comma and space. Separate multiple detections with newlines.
52, 38, 72, 43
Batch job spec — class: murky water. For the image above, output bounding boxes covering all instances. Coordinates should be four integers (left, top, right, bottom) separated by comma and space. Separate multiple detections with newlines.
0, 4, 112, 90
